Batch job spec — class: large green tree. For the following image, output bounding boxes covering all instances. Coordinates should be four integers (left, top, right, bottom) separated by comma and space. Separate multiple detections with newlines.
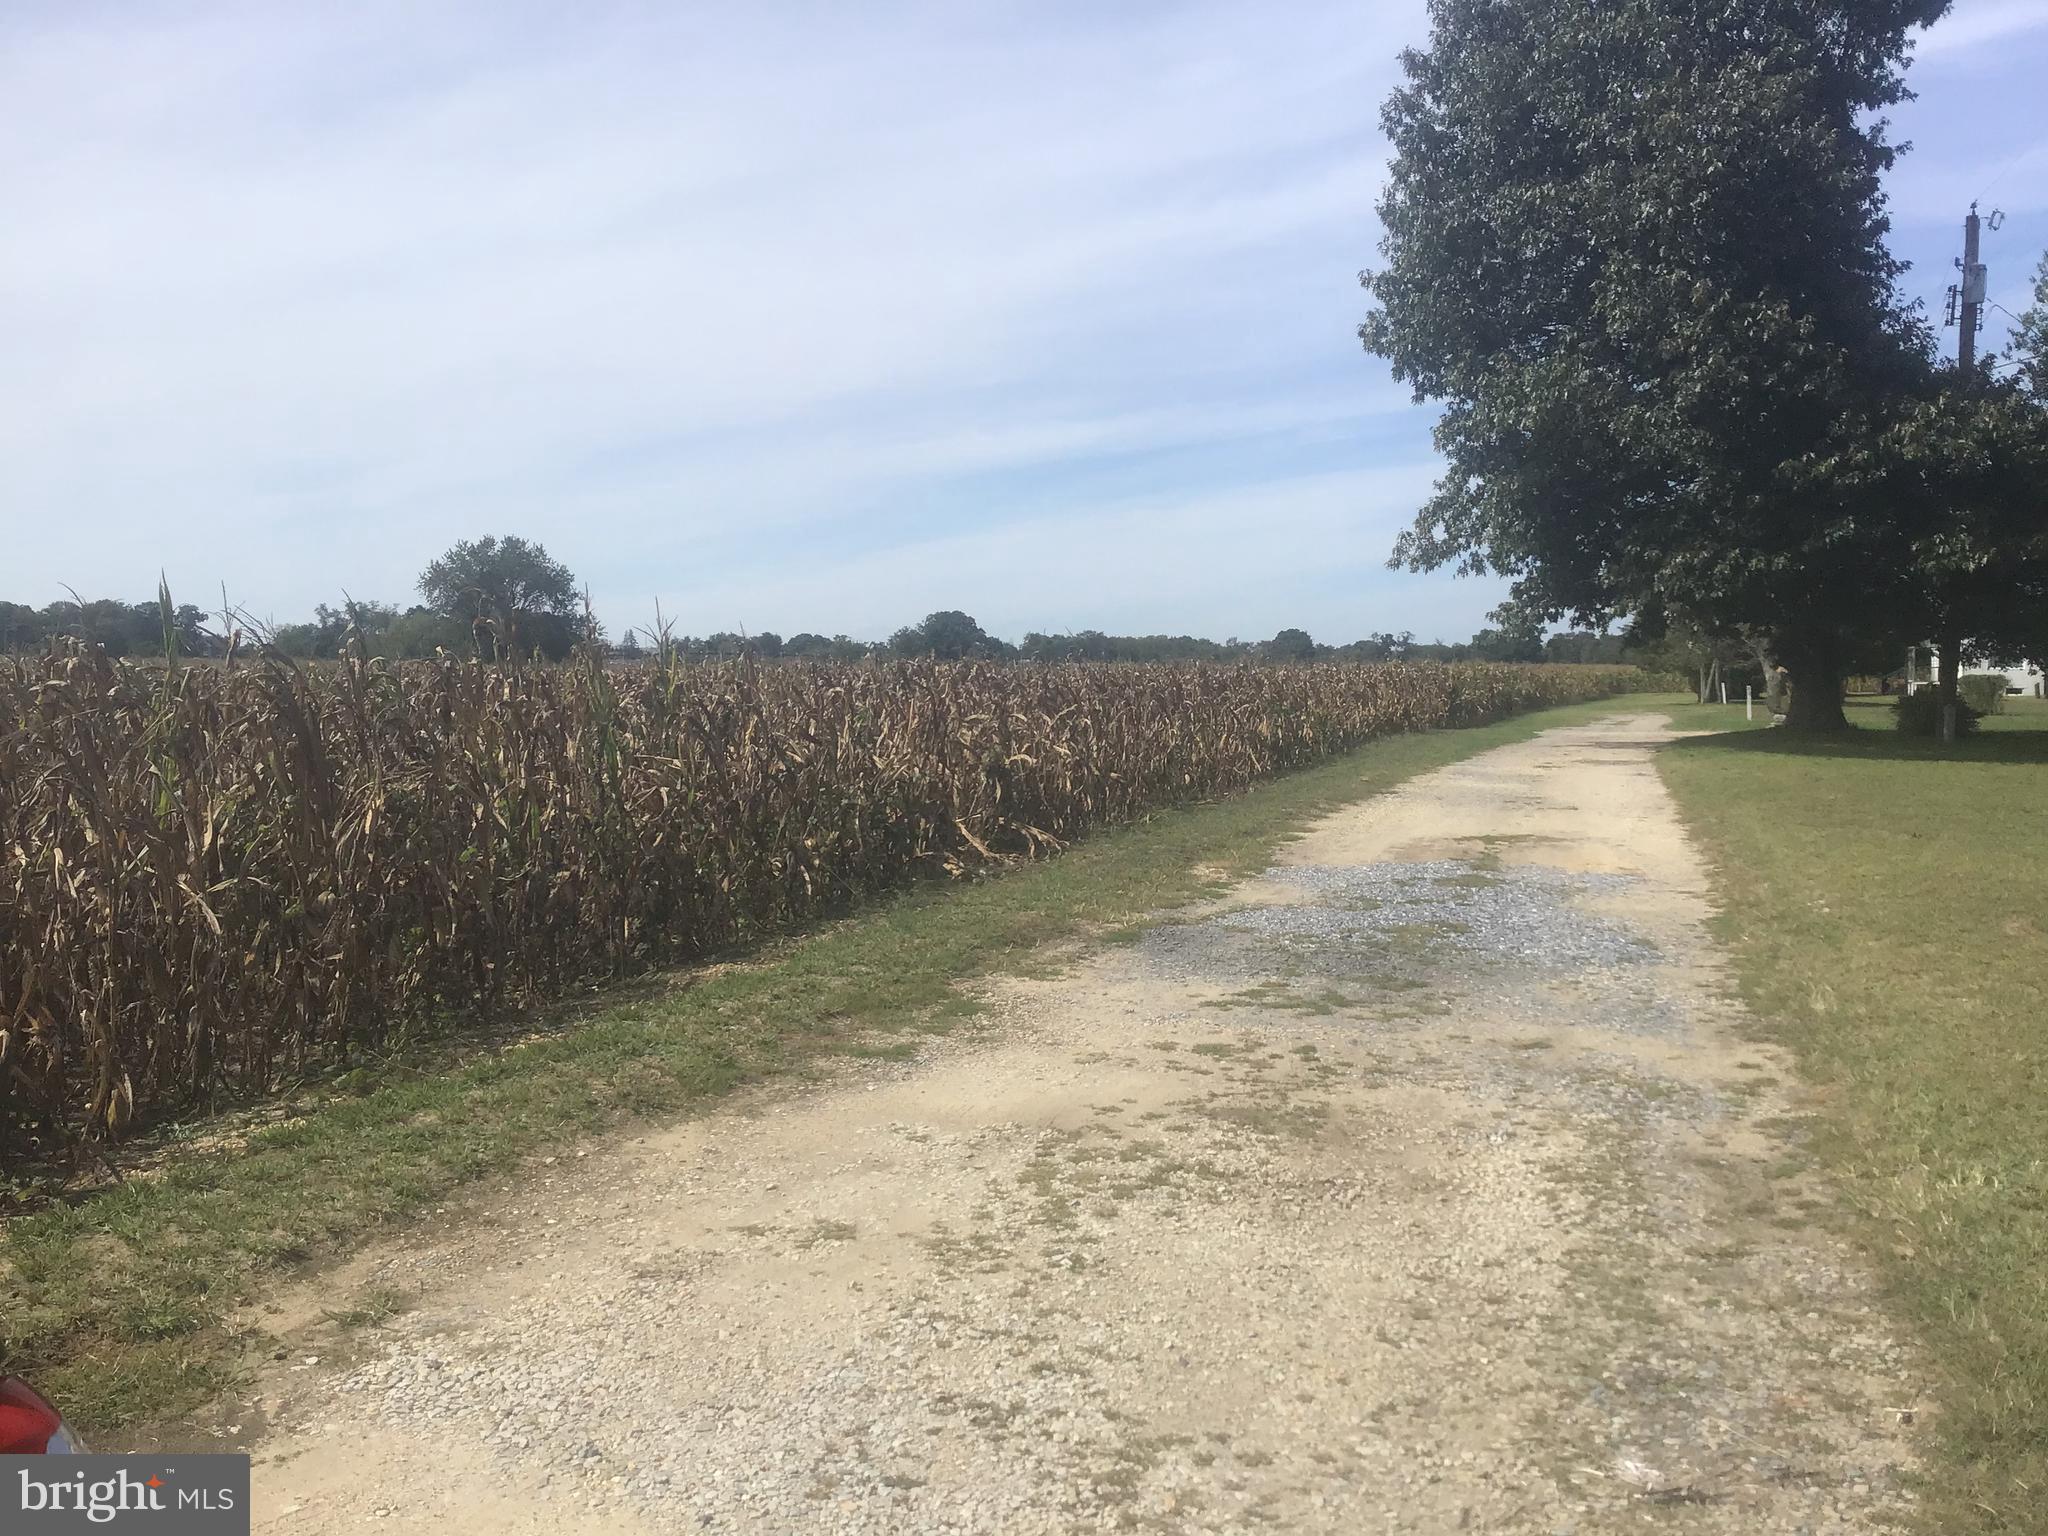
1362, 0, 1948, 730
418, 536, 583, 661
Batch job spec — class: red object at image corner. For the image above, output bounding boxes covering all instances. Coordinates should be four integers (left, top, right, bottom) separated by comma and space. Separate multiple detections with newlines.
0, 1376, 85, 1454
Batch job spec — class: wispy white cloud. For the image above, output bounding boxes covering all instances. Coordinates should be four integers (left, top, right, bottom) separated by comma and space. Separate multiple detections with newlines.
644, 461, 1478, 645
1915, 0, 2048, 60
3, 0, 1472, 641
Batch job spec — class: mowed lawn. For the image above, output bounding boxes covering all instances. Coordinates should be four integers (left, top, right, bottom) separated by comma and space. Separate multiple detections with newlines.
1659, 693, 2048, 1532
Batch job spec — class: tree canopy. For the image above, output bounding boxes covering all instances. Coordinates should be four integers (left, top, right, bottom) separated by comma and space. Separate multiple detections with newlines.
1265, 627, 1317, 663
1885, 377, 2048, 674
1362, 0, 1957, 728
888, 610, 1010, 660
418, 536, 585, 660
2015, 251, 2048, 401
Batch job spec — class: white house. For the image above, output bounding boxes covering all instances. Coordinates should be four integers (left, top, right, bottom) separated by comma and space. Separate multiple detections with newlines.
1904, 646, 2046, 698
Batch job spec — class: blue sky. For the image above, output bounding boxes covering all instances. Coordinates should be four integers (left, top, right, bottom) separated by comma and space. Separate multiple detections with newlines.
4, 1, 2045, 646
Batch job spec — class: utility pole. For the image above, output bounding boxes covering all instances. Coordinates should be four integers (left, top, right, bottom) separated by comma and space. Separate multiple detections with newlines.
1957, 203, 1985, 373
1936, 205, 1994, 743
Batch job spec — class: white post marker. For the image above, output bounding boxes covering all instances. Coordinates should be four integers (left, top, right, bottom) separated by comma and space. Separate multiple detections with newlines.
1720, 681, 1728, 704
1746, 686, 1753, 721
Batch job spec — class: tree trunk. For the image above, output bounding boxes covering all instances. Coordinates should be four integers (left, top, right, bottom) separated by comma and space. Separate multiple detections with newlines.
1744, 634, 1787, 714
1935, 630, 1961, 745
1777, 635, 1851, 733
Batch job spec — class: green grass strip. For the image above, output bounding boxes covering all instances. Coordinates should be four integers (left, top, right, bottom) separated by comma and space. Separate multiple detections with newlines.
1659, 702, 2048, 1533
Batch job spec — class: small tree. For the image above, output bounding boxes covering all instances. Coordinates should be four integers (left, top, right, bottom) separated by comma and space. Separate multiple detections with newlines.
1369, 630, 1416, 663
888, 611, 1007, 660
1464, 627, 1538, 663
785, 632, 868, 660
1877, 380, 2048, 736
1542, 630, 1626, 665
1618, 609, 1753, 702
418, 536, 582, 661
1264, 627, 1317, 662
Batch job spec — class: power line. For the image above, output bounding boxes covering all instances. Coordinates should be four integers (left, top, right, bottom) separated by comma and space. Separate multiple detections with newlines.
1973, 142, 2034, 205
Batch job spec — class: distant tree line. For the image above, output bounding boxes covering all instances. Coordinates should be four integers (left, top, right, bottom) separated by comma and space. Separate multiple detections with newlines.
0, 596, 223, 659
5, 535, 1662, 669
616, 611, 1639, 666
4, 580, 1644, 672
2, 537, 597, 663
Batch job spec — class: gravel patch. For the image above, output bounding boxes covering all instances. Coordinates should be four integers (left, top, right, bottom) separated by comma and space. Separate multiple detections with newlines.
1142, 861, 1654, 994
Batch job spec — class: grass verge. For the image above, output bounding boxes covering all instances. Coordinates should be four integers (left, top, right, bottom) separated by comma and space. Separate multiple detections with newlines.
1658, 703, 2048, 1532
0, 693, 1665, 1436
1672, 691, 2048, 737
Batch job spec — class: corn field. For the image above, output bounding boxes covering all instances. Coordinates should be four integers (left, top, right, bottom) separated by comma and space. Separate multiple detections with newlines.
0, 650, 1657, 1152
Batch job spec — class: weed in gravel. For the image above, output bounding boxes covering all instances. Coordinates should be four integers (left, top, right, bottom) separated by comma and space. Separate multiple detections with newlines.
1195, 1094, 1329, 1142
319, 1286, 413, 1331
1202, 981, 1352, 1016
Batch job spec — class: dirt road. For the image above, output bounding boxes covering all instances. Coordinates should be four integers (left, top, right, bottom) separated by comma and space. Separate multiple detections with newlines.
248, 712, 1921, 1533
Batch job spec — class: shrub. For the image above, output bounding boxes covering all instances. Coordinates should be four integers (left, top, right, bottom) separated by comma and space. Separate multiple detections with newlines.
1893, 689, 1982, 737
1958, 674, 2009, 715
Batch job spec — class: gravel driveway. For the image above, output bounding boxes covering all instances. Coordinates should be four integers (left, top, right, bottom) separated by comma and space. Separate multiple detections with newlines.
247, 712, 1922, 1534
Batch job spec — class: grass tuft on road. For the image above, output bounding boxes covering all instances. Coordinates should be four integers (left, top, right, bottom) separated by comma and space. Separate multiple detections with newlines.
1658, 696, 2048, 1533
0, 694, 1659, 1437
